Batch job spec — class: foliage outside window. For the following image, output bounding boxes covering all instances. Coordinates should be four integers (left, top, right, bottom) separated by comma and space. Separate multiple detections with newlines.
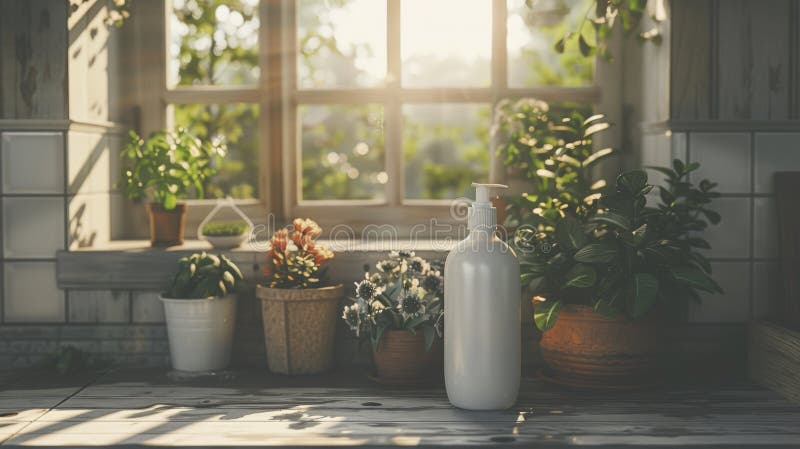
165, 0, 599, 209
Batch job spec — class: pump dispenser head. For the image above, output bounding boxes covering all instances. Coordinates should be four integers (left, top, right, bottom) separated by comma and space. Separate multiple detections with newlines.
468, 182, 508, 231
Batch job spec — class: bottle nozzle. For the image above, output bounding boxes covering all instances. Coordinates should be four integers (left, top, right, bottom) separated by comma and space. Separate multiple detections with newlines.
471, 183, 508, 204
468, 183, 508, 231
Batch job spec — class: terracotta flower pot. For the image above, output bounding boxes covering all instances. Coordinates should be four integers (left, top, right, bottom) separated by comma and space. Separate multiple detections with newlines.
256, 284, 343, 375
147, 203, 187, 247
539, 305, 662, 388
372, 330, 443, 386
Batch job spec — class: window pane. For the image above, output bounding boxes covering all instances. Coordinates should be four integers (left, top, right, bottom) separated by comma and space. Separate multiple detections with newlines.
169, 0, 259, 86
403, 104, 490, 200
300, 105, 386, 201
297, 0, 387, 89
507, 0, 595, 86
173, 103, 259, 199
401, 0, 491, 87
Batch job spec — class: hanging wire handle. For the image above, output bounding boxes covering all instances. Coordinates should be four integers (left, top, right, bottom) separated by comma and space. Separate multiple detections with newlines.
197, 196, 255, 240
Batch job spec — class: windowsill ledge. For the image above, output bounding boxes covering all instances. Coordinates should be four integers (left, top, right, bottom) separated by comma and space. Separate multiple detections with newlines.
57, 240, 453, 290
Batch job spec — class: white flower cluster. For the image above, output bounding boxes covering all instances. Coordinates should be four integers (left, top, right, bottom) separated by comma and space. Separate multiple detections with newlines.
341, 251, 444, 341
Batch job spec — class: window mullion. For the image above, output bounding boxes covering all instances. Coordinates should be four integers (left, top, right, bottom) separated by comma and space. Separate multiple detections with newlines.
490, 0, 508, 185
386, 0, 403, 207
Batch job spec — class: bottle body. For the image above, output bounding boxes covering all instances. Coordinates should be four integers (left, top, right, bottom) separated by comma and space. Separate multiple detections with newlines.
444, 231, 521, 410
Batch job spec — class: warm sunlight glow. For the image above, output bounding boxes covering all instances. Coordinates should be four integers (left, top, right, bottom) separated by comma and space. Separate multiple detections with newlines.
401, 0, 491, 86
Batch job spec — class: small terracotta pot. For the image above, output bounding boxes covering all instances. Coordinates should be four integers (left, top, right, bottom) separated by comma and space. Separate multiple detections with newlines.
372, 330, 442, 385
256, 284, 343, 375
147, 203, 187, 247
539, 305, 662, 386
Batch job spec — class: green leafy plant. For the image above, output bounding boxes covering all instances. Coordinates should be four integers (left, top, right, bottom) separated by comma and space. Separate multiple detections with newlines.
525, 168, 722, 331
121, 129, 226, 210
202, 221, 249, 237
547, 0, 665, 61
165, 252, 244, 299
495, 98, 615, 230
341, 251, 444, 351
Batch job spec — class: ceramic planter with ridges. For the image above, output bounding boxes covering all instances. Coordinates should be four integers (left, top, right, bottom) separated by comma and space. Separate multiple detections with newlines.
539, 304, 662, 385
160, 294, 237, 372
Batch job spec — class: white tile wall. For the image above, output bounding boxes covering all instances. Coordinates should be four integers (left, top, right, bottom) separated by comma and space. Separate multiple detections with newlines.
68, 131, 110, 194
68, 194, 111, 249
3, 262, 65, 322
689, 133, 751, 193
753, 197, 778, 259
671, 132, 688, 162
67, 290, 130, 323
132, 291, 165, 323
753, 261, 780, 320
690, 262, 750, 323
754, 132, 800, 193
2, 197, 65, 258
1, 132, 64, 194
697, 197, 751, 258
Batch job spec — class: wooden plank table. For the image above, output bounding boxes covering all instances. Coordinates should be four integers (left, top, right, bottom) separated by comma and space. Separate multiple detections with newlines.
1, 369, 799, 448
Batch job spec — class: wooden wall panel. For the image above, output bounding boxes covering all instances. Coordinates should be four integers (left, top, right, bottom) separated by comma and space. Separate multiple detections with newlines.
717, 0, 791, 120
0, 0, 68, 119
670, 0, 712, 120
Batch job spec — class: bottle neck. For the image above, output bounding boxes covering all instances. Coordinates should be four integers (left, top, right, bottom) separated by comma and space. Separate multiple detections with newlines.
467, 204, 496, 231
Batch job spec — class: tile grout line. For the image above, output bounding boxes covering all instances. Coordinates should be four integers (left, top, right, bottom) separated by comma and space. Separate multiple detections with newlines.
749, 131, 756, 320
1, 369, 109, 445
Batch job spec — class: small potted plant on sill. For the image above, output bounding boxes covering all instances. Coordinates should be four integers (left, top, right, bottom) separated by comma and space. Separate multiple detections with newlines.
342, 251, 444, 386
160, 252, 243, 372
121, 129, 225, 246
519, 164, 722, 389
256, 219, 338, 375
201, 221, 250, 249
197, 196, 255, 250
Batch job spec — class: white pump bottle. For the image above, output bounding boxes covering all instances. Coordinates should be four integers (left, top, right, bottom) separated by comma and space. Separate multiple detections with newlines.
444, 183, 521, 410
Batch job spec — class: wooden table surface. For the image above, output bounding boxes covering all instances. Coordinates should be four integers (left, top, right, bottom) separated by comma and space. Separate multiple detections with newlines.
1, 369, 798, 448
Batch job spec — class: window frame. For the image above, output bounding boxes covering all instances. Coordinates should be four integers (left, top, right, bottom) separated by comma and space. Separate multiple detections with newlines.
152, 0, 602, 235
284, 0, 601, 232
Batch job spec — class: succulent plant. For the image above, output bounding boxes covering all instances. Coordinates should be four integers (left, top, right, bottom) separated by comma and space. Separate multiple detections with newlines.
165, 252, 243, 299
202, 221, 249, 237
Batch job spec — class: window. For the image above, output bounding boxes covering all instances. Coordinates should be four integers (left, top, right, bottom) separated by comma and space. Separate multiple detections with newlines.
160, 0, 599, 229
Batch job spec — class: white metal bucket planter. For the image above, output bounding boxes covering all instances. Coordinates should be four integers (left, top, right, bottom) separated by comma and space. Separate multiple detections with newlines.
197, 197, 255, 250
160, 294, 238, 372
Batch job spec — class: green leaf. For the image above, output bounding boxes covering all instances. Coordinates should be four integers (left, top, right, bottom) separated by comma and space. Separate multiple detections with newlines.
583, 121, 610, 138
423, 325, 435, 352
565, 263, 597, 288
590, 210, 632, 231
671, 266, 723, 294
617, 170, 648, 194
582, 147, 614, 167
594, 290, 622, 318
631, 273, 658, 319
687, 237, 711, 249
574, 242, 619, 263
554, 36, 566, 53
534, 299, 561, 331
163, 193, 177, 211
555, 215, 586, 250
578, 34, 594, 57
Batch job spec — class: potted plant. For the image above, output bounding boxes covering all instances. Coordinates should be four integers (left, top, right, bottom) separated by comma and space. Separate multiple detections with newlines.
256, 219, 338, 375
121, 129, 225, 246
341, 251, 444, 386
497, 99, 723, 387
160, 252, 243, 372
518, 164, 722, 388
201, 221, 250, 249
